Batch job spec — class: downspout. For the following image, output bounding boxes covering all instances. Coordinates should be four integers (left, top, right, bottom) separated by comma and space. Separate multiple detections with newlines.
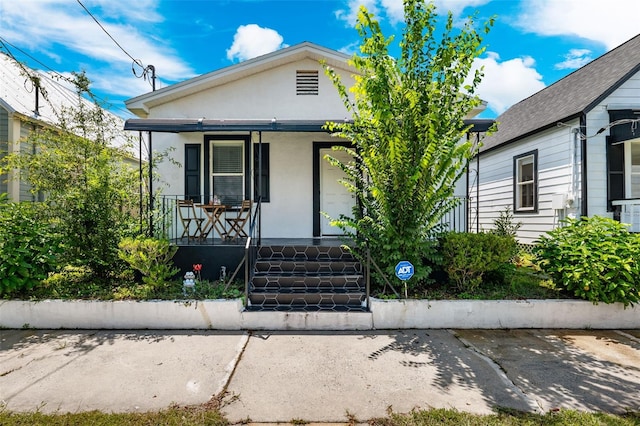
476, 143, 480, 233
580, 114, 588, 217
570, 127, 580, 218
258, 131, 262, 245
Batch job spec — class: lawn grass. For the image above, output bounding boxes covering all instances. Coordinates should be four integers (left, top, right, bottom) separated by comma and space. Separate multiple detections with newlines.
1, 407, 638, 426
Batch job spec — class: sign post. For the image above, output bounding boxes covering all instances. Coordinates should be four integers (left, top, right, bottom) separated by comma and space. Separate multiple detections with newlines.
395, 260, 414, 298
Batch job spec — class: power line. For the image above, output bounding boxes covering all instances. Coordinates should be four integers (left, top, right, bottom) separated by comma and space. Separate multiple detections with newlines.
0, 35, 133, 117
75, 0, 156, 89
76, 0, 138, 64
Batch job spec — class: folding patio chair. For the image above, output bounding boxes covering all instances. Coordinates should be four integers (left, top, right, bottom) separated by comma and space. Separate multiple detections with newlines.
225, 199, 252, 241
177, 200, 204, 239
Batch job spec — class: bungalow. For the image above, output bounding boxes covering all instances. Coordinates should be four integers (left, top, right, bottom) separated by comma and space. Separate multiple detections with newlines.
124, 42, 490, 240
124, 42, 491, 310
470, 33, 640, 244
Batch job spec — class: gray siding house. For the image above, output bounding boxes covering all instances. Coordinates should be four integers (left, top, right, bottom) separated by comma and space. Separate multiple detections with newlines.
470, 34, 640, 243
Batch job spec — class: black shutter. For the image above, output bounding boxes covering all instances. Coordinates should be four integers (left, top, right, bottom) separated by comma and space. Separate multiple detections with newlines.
253, 143, 270, 202
606, 136, 624, 211
184, 144, 201, 203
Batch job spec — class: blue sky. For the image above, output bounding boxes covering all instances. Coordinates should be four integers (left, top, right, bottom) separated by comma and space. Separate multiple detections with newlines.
1, 0, 639, 119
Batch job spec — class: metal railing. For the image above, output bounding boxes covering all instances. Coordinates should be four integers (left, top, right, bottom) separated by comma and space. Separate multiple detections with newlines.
156, 194, 251, 242
221, 196, 261, 306
612, 199, 640, 232
437, 196, 468, 232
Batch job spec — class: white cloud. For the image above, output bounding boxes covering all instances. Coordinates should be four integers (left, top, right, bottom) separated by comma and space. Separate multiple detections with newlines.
432, 0, 492, 17
0, 0, 193, 90
516, 0, 640, 49
335, 0, 379, 26
469, 52, 546, 115
336, 0, 491, 26
555, 49, 593, 70
226, 24, 287, 62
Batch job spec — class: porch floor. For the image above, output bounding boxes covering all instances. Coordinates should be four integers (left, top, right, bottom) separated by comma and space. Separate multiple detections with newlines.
171, 237, 353, 247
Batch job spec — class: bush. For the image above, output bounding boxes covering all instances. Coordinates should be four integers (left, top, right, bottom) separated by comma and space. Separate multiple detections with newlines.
0, 196, 62, 296
533, 216, 640, 306
440, 232, 516, 292
118, 236, 179, 289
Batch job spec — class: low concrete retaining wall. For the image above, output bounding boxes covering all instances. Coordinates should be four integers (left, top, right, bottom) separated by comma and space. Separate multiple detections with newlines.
1, 299, 638, 330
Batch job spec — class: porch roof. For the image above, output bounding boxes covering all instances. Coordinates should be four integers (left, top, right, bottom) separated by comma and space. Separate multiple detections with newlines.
123, 118, 495, 134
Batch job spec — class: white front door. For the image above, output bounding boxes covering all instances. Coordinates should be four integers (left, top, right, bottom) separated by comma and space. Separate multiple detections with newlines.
320, 148, 355, 236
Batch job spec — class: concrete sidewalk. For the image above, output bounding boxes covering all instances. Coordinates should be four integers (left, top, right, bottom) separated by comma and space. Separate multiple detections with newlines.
1, 329, 639, 423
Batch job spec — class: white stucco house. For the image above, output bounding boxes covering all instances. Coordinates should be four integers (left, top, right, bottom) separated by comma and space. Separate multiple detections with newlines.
469, 33, 640, 244
124, 42, 491, 241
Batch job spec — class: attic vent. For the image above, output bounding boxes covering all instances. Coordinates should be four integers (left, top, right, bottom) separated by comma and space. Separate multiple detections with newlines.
296, 70, 318, 95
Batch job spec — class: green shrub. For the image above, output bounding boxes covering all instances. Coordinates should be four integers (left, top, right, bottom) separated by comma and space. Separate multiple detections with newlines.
533, 216, 640, 306
491, 206, 522, 237
440, 232, 516, 292
0, 196, 62, 296
118, 236, 179, 289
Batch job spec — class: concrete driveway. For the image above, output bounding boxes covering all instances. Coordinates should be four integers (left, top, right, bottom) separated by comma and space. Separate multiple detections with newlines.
1, 329, 639, 423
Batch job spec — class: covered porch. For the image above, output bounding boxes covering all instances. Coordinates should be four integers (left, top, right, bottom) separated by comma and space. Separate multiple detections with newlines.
125, 117, 493, 241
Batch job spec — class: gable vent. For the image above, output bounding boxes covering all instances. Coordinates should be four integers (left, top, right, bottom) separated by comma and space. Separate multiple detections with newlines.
296, 70, 319, 95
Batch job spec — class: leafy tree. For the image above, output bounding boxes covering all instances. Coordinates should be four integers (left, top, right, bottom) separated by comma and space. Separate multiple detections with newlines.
324, 1, 493, 288
0, 72, 140, 281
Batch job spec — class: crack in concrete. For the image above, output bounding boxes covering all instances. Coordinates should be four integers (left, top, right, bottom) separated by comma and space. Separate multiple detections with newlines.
449, 330, 543, 413
213, 331, 251, 399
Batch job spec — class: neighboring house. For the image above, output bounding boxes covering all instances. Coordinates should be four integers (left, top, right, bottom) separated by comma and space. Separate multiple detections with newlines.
0, 53, 135, 202
124, 42, 490, 240
469, 34, 640, 244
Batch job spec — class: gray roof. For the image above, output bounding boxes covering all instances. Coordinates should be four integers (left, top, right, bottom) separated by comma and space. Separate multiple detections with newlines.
481, 33, 640, 152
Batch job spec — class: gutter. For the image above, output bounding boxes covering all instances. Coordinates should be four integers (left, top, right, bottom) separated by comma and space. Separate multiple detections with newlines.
580, 114, 588, 217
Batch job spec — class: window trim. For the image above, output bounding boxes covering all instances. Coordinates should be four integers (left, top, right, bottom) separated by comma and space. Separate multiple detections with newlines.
513, 150, 538, 213
203, 135, 250, 204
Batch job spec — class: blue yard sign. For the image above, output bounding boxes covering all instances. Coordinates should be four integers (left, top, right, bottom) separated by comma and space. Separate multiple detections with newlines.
395, 261, 414, 281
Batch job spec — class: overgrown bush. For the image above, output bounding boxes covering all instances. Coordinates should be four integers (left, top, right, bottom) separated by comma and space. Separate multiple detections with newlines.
440, 232, 517, 292
118, 236, 179, 289
0, 196, 62, 296
534, 216, 640, 306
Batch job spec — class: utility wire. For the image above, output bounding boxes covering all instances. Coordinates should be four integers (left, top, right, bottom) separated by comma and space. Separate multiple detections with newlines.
76, 0, 138, 64
0, 35, 133, 117
76, 0, 156, 88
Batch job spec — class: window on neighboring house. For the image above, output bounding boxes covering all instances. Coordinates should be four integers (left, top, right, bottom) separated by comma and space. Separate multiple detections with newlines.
514, 150, 537, 212
253, 143, 270, 202
212, 142, 244, 206
627, 141, 640, 198
296, 70, 318, 95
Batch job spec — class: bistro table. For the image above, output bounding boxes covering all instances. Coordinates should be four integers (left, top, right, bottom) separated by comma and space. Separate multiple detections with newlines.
197, 204, 227, 240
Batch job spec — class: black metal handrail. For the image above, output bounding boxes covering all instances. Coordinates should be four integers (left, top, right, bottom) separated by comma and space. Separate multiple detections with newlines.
222, 197, 261, 305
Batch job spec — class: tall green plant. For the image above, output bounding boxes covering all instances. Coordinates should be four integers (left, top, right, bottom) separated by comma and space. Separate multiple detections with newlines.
324, 1, 493, 285
0, 72, 140, 280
